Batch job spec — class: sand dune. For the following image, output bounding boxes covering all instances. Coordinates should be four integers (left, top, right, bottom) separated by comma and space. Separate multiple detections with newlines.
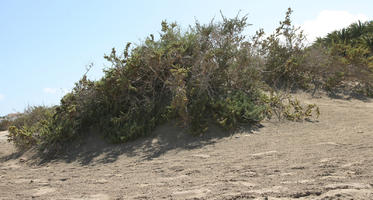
1, 93, 373, 199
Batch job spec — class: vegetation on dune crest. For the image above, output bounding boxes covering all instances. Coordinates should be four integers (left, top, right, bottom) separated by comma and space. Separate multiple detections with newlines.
312, 20, 373, 95
10, 8, 373, 151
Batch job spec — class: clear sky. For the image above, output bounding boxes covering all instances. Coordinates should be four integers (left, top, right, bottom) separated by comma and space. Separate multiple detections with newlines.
0, 0, 372, 116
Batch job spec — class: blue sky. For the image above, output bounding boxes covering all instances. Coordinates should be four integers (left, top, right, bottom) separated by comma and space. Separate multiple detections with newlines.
0, 0, 372, 116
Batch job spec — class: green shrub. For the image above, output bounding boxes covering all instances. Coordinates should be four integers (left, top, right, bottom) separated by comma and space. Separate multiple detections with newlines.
263, 91, 319, 121
7, 9, 321, 151
0, 119, 11, 131
11, 106, 54, 129
255, 8, 309, 90
212, 91, 267, 130
312, 20, 373, 96
7, 106, 55, 150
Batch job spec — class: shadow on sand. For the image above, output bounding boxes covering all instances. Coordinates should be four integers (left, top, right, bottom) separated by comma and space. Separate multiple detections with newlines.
1, 122, 261, 166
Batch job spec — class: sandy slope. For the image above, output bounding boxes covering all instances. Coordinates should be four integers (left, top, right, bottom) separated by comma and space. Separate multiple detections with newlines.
1, 93, 373, 200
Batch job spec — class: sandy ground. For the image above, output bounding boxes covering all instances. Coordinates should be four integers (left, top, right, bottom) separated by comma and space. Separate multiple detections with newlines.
1, 93, 373, 200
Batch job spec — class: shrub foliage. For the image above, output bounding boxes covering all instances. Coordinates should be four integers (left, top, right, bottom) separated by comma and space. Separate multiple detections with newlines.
312, 20, 373, 96
8, 9, 341, 151
0, 119, 11, 131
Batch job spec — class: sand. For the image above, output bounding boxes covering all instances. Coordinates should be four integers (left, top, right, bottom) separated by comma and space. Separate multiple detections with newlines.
1, 93, 373, 199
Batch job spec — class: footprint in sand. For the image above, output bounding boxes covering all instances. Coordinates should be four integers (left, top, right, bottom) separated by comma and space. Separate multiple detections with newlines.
169, 165, 185, 172
249, 186, 289, 194
316, 142, 340, 146
324, 183, 372, 190
319, 189, 373, 199
251, 151, 278, 157
191, 154, 210, 159
2, 160, 21, 170
172, 188, 210, 199
32, 186, 56, 196
88, 193, 111, 200
68, 193, 111, 200
319, 158, 336, 163
160, 174, 188, 181
341, 161, 362, 168
319, 175, 347, 180
230, 181, 256, 187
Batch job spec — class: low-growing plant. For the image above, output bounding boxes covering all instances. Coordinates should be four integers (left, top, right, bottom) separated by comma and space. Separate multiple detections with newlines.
7, 106, 55, 150
263, 91, 319, 121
